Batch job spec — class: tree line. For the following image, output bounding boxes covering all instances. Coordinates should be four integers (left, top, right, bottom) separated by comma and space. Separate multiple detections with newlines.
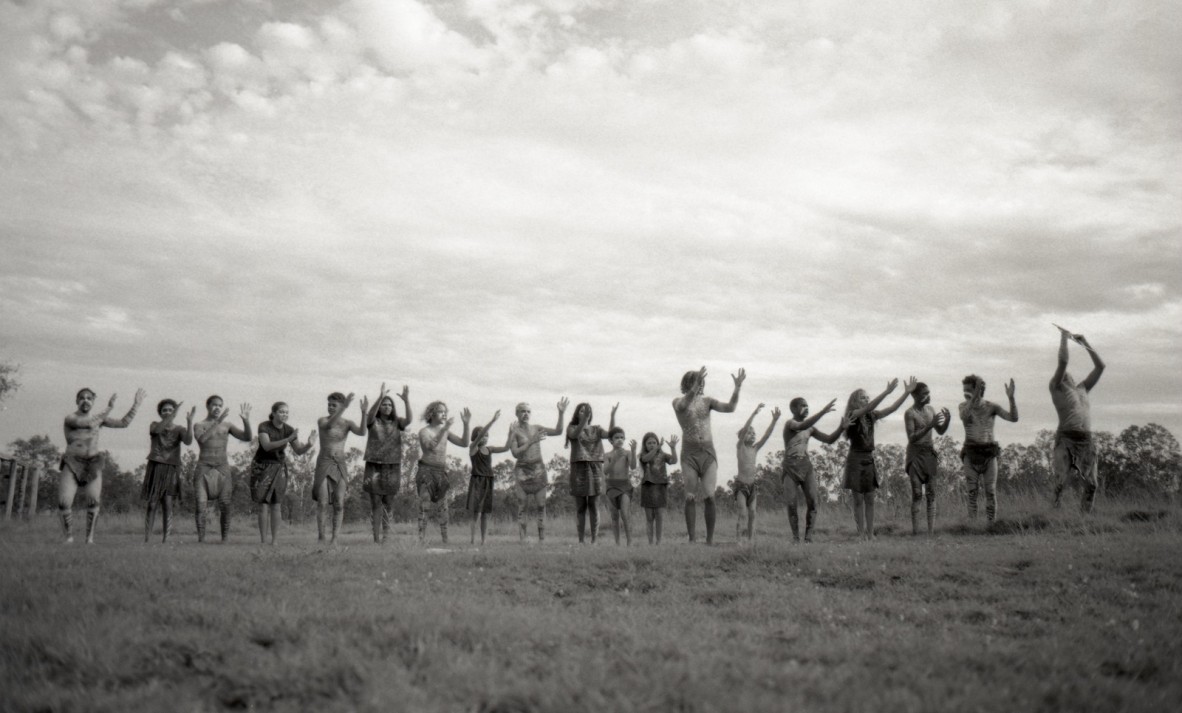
4, 423, 1180, 522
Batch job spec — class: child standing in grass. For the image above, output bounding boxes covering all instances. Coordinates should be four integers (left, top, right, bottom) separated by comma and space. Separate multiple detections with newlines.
639, 432, 678, 545
734, 403, 779, 544
467, 411, 507, 546
603, 426, 638, 546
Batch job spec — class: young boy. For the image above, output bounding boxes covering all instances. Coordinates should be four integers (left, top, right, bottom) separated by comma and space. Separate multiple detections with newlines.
734, 404, 779, 544
603, 426, 638, 546
904, 382, 951, 535
315, 392, 367, 544
467, 410, 508, 546
781, 396, 844, 542
638, 433, 678, 545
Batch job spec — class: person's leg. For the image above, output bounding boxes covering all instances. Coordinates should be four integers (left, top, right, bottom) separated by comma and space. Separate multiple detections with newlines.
218, 474, 233, 542
145, 499, 157, 543
535, 491, 546, 542
575, 496, 587, 543
747, 492, 757, 542
852, 492, 865, 535
381, 495, 394, 543
371, 492, 383, 543
784, 478, 801, 542
57, 471, 79, 543
1051, 439, 1068, 509
865, 491, 876, 539
479, 512, 488, 545
195, 474, 210, 543
83, 476, 103, 544
162, 494, 174, 543
610, 494, 621, 545
702, 459, 719, 545
620, 492, 631, 546
645, 507, 655, 544
684, 468, 700, 542
654, 506, 663, 544
437, 493, 449, 544
734, 491, 747, 543
803, 471, 819, 543
588, 495, 599, 543
315, 480, 328, 542
925, 484, 935, 534
909, 468, 924, 535
1080, 457, 1098, 513
330, 478, 346, 544
515, 485, 528, 542
418, 487, 432, 544
963, 458, 980, 519
269, 502, 281, 543
257, 502, 268, 543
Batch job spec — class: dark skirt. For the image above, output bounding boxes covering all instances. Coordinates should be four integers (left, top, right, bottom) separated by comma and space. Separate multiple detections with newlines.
843, 451, 879, 493
249, 461, 287, 504
961, 441, 1000, 475
905, 444, 938, 486
142, 461, 181, 503
363, 462, 401, 496
569, 461, 604, 497
416, 461, 451, 503
606, 478, 632, 507
733, 480, 756, 506
640, 481, 667, 509
466, 476, 494, 513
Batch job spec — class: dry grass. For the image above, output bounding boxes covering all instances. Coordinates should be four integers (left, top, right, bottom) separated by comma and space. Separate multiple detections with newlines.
1, 494, 1180, 712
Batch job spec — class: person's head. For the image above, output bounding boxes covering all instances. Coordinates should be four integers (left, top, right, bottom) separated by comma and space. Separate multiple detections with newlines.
912, 382, 930, 406
790, 397, 808, 420
75, 388, 96, 412
680, 370, 704, 396
845, 389, 869, 417
326, 392, 346, 415
270, 401, 289, 424
962, 375, 985, 401
472, 425, 489, 446
206, 395, 224, 417
377, 396, 396, 421
608, 426, 626, 449
568, 402, 592, 428
156, 399, 178, 417
422, 400, 447, 424
742, 425, 757, 445
516, 402, 531, 424
642, 432, 660, 453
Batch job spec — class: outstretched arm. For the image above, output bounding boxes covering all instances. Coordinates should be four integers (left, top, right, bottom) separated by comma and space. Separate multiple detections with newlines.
101, 389, 146, 428
738, 403, 764, 439
181, 405, 196, 445
349, 397, 369, 437
292, 430, 316, 455
754, 408, 781, 450
325, 393, 355, 427
366, 384, 386, 427
543, 398, 569, 437
873, 377, 915, 420
1077, 336, 1105, 391
196, 409, 229, 445
905, 407, 941, 444
446, 408, 472, 447
260, 425, 300, 452
666, 435, 679, 465
397, 386, 413, 430
789, 399, 837, 432
712, 368, 746, 414
470, 410, 501, 456
850, 379, 898, 420
228, 403, 253, 442
1050, 330, 1069, 390
996, 379, 1019, 422
608, 403, 618, 435
814, 414, 852, 445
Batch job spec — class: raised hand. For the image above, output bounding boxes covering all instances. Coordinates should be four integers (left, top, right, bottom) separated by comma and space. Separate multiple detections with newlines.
360, 396, 369, 415
732, 368, 746, 387
755, 402, 765, 413
771, 407, 782, 420
216, 408, 230, 424
491, 409, 502, 423
133, 388, 146, 405
307, 431, 317, 446
629, 439, 637, 452
378, 383, 389, 400
558, 397, 569, 412
903, 376, 918, 394
107, 394, 118, 409
291, 427, 300, 441
1005, 379, 1016, 400
669, 434, 679, 448
611, 402, 619, 416
186, 405, 196, 423
342, 392, 356, 407
886, 378, 899, 393
821, 399, 837, 415
460, 408, 471, 424
400, 385, 410, 402
239, 403, 252, 420
530, 431, 547, 445
444, 417, 455, 431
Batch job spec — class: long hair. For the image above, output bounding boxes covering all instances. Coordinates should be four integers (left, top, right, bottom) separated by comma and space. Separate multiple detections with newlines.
843, 389, 869, 440
375, 396, 397, 422
680, 370, 699, 395
421, 400, 446, 423
639, 431, 660, 464
565, 402, 593, 449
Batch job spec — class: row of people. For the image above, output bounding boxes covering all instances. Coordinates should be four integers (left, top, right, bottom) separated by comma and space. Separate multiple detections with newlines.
55, 330, 1104, 545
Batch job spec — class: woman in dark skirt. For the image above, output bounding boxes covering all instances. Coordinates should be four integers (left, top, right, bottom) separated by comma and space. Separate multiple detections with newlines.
252, 401, 315, 544
363, 384, 413, 544
565, 402, 616, 544
841, 377, 914, 540
638, 432, 678, 545
467, 412, 509, 545
142, 399, 194, 543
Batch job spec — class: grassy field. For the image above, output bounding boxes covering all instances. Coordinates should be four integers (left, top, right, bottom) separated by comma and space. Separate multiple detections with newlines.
1, 497, 1180, 713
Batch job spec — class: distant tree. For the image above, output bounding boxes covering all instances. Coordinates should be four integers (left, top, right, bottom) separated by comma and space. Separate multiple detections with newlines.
1110, 423, 1182, 496
0, 359, 19, 404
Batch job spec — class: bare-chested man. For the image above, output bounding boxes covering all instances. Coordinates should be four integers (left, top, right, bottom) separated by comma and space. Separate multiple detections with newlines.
904, 383, 950, 535
1050, 329, 1104, 512
193, 395, 252, 543
781, 396, 844, 543
59, 387, 145, 543
416, 401, 470, 544
673, 366, 745, 544
506, 398, 569, 543
959, 375, 1018, 524
315, 391, 368, 544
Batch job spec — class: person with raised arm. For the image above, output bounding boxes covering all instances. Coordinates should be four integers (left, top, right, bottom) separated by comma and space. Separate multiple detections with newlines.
638, 433, 678, 545
193, 395, 252, 543
673, 366, 745, 544
141, 398, 194, 543
603, 427, 638, 546
416, 401, 470, 544
903, 383, 951, 535
1049, 329, 1105, 512
507, 398, 569, 543
362, 383, 412, 544
314, 391, 367, 544
959, 375, 1018, 524
841, 377, 913, 540
566, 402, 616, 544
467, 410, 508, 546
251, 401, 315, 544
59, 387, 145, 543
733, 403, 780, 544
782, 396, 844, 543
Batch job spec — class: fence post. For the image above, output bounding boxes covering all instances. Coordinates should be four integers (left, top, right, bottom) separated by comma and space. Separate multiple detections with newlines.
4, 459, 17, 520
26, 466, 43, 519
14, 464, 28, 519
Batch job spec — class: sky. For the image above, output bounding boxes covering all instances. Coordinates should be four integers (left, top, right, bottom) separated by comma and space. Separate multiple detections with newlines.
1, 0, 1180, 480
